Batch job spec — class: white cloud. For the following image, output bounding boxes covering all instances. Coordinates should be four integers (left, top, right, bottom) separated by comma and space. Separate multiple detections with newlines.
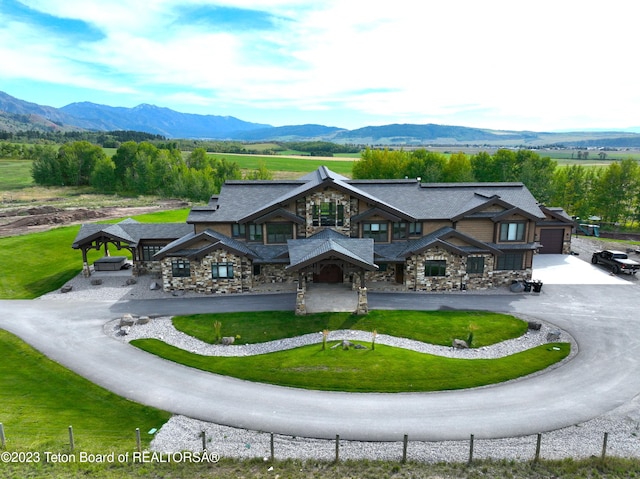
2, 0, 639, 129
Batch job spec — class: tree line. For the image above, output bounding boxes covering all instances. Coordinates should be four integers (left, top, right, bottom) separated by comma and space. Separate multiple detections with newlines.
30, 141, 271, 202
353, 148, 640, 228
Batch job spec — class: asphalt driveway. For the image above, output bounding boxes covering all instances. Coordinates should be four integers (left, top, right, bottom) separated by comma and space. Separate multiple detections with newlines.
1, 276, 640, 442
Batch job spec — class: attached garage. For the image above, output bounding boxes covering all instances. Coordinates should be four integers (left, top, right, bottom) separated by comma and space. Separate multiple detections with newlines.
538, 228, 564, 254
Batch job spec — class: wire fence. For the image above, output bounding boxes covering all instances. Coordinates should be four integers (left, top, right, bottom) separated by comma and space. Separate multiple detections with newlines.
3, 421, 640, 465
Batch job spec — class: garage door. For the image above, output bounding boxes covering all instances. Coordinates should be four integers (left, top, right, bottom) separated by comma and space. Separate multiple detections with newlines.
539, 229, 564, 254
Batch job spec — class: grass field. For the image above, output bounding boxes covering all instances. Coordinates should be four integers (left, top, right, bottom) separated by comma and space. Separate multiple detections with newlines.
205, 153, 355, 176
0, 329, 170, 452
0, 208, 189, 299
0, 158, 34, 190
172, 309, 528, 347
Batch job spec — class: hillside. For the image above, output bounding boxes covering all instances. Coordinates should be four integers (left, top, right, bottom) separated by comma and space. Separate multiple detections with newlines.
3, 90, 640, 146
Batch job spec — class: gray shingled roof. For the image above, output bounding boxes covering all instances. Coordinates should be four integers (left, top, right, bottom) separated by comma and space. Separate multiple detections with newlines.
287, 229, 376, 271
72, 219, 192, 248
154, 229, 256, 259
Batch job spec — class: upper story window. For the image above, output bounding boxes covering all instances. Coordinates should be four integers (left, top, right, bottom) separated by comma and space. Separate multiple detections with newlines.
313, 202, 344, 226
393, 222, 408, 240
362, 222, 388, 242
266, 223, 293, 244
171, 259, 190, 277
392, 222, 423, 240
247, 223, 263, 242
499, 222, 526, 242
232, 224, 246, 238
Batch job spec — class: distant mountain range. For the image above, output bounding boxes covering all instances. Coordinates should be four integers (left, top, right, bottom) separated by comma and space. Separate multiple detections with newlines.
2, 90, 640, 147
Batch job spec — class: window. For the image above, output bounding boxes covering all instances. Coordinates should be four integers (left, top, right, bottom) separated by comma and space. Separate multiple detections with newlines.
266, 223, 293, 243
171, 259, 190, 277
142, 245, 162, 261
393, 222, 408, 239
378, 263, 388, 272
466, 256, 485, 274
253, 264, 261, 276
496, 253, 524, 270
247, 223, 263, 242
362, 222, 388, 242
409, 222, 422, 236
212, 262, 234, 279
313, 202, 344, 226
425, 260, 446, 276
232, 224, 246, 238
500, 222, 526, 242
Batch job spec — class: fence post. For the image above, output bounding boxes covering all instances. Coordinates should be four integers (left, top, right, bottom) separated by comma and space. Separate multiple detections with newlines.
0, 423, 5, 449
136, 428, 141, 453
402, 434, 408, 464
601, 432, 608, 461
201, 430, 206, 451
334, 434, 340, 463
270, 433, 275, 462
68, 426, 74, 452
534, 433, 542, 463
468, 434, 474, 464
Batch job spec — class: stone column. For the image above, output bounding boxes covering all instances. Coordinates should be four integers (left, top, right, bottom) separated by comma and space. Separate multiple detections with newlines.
355, 287, 368, 315
295, 287, 306, 316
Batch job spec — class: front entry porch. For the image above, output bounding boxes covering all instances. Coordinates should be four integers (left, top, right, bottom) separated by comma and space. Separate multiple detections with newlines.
303, 283, 358, 313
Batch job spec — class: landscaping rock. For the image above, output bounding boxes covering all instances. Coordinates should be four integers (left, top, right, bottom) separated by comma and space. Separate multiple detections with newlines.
91, 278, 103, 286
546, 330, 561, 342
126, 278, 137, 285
136, 316, 150, 325
221, 336, 235, 346
150, 281, 161, 290
528, 321, 542, 331
120, 313, 135, 327
452, 339, 469, 349
60, 284, 73, 293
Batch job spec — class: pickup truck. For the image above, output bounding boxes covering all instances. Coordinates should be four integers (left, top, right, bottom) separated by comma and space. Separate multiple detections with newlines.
591, 250, 640, 275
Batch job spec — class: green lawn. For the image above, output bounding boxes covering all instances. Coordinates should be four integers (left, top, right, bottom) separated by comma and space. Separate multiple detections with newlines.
206, 153, 355, 176
0, 330, 170, 451
173, 310, 528, 347
0, 158, 34, 190
0, 208, 189, 299
132, 338, 569, 392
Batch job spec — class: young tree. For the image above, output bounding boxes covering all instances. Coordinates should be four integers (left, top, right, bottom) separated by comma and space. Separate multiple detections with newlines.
442, 152, 475, 182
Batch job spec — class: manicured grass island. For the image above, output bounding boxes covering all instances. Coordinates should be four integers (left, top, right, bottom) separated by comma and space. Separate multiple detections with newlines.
133, 310, 570, 393
172, 309, 529, 347
132, 339, 569, 393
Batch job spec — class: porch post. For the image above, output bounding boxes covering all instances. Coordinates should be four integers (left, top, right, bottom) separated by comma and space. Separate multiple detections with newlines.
81, 247, 91, 277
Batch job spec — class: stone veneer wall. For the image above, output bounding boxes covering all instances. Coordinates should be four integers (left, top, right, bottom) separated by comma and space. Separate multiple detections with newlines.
304, 190, 353, 236
161, 250, 250, 293
405, 248, 532, 291
134, 260, 162, 277
254, 264, 301, 285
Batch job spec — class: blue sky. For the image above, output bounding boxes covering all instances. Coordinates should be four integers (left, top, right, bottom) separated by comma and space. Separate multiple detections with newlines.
1, 0, 638, 131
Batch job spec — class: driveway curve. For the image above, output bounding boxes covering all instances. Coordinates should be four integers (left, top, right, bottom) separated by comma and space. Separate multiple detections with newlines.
1, 282, 640, 442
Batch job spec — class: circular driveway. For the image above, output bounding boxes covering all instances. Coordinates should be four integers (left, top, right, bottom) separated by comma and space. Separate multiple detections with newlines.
1, 262, 640, 441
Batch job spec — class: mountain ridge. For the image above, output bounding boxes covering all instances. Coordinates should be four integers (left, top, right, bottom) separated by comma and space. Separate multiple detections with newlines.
2, 90, 640, 147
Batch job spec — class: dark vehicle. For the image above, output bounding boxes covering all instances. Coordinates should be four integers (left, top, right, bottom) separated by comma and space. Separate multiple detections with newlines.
591, 250, 640, 275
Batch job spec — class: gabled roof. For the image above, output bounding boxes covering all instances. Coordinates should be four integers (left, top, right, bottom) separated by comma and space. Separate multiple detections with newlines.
72, 219, 192, 249
539, 206, 576, 224
286, 229, 377, 272
400, 227, 502, 258
153, 229, 257, 260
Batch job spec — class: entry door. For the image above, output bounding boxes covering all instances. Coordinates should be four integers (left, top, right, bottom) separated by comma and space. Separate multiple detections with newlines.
317, 264, 343, 283
395, 265, 404, 284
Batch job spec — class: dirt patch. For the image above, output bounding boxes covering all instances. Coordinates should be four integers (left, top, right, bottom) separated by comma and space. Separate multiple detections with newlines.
0, 199, 188, 238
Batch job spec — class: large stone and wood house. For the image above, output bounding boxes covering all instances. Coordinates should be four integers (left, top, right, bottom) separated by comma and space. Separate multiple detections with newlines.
73, 166, 574, 298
